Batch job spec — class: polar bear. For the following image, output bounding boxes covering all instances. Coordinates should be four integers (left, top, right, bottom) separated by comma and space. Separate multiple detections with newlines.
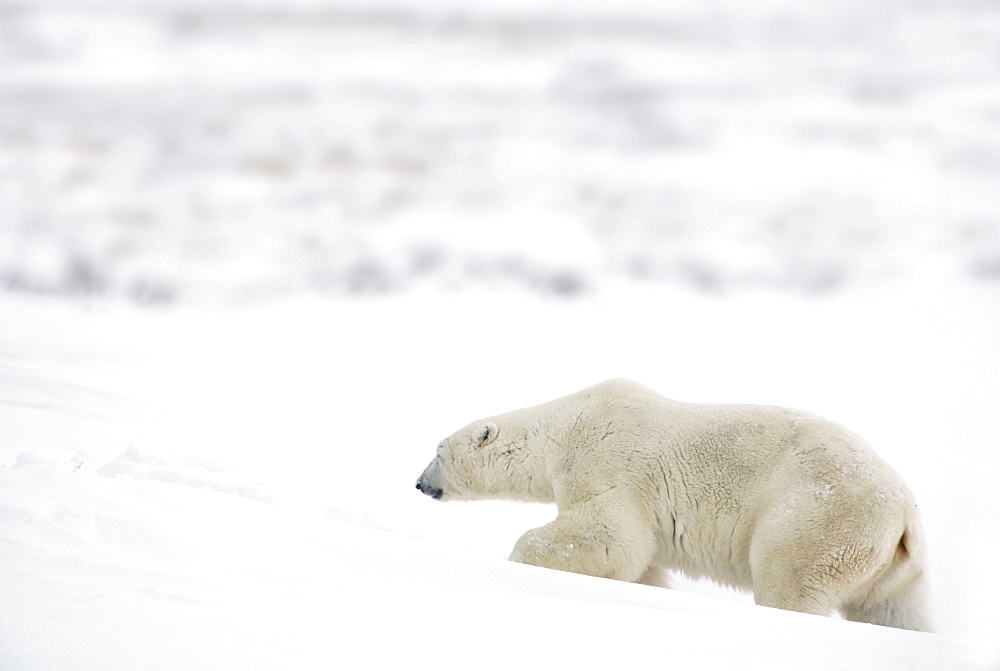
416, 379, 931, 631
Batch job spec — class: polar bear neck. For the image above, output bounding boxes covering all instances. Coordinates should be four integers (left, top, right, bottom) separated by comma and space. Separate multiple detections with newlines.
489, 379, 665, 505
489, 402, 595, 504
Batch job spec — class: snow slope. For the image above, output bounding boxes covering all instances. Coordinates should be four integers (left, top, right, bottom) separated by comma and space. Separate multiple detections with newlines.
0, 284, 997, 669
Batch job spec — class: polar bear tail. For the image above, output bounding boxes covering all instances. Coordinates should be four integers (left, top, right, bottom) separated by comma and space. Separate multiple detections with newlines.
842, 520, 933, 632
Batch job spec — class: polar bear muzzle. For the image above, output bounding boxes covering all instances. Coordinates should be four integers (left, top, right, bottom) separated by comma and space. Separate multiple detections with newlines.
416, 459, 445, 500
415, 478, 443, 500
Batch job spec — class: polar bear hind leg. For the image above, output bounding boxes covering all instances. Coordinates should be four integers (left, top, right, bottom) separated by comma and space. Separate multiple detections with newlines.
751, 508, 932, 631
748, 549, 839, 618
841, 574, 931, 632
749, 503, 883, 619
840, 529, 932, 632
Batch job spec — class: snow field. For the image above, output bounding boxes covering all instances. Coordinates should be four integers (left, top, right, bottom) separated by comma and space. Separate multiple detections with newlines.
0, 283, 998, 669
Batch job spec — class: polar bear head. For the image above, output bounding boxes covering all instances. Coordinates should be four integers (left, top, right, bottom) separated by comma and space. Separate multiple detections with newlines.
416, 421, 502, 502
416, 417, 552, 503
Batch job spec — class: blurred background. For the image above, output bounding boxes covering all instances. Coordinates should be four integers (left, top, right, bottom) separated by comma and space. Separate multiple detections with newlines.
3, 0, 1000, 305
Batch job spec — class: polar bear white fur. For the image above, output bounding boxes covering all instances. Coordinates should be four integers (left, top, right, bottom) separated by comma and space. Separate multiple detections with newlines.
416, 379, 931, 631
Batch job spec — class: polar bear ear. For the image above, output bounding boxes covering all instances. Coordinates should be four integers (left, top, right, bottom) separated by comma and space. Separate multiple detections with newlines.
475, 423, 499, 448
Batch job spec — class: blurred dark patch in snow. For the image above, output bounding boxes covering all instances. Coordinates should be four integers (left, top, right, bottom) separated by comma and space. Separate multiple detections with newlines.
324, 504, 389, 532
99, 446, 277, 504
550, 60, 702, 151
2, 0, 1000, 303
964, 218, 1000, 281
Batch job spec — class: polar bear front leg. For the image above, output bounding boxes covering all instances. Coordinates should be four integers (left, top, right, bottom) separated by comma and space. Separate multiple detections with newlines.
636, 563, 671, 588
509, 505, 658, 584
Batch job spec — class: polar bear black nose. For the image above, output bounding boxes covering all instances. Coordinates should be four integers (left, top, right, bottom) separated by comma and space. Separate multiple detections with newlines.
416, 480, 443, 500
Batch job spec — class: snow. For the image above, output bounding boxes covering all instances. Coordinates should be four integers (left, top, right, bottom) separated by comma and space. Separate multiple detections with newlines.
4, 0, 1000, 300
2, 0, 1000, 668
1, 285, 999, 669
